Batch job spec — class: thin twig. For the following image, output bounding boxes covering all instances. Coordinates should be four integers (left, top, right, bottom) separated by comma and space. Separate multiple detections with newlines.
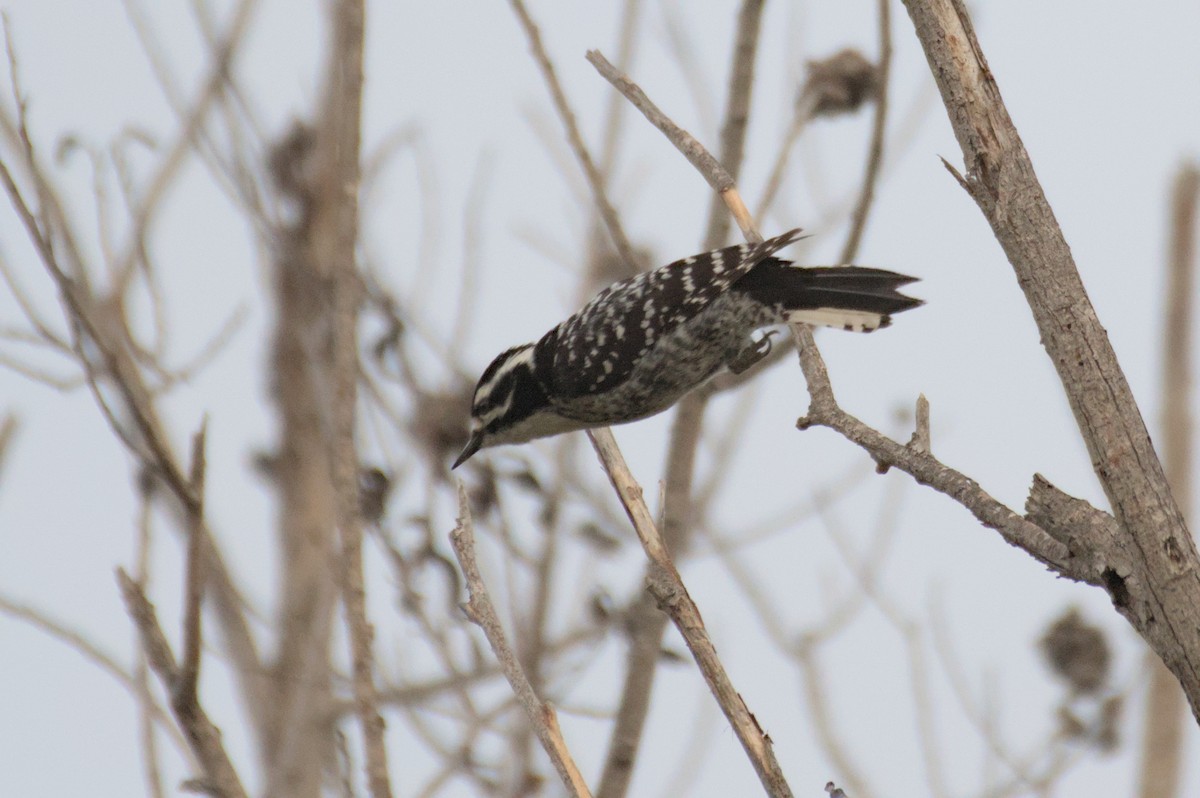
0, 592, 188, 755
508, 0, 639, 272
658, 2, 718, 136
112, 0, 261, 298
755, 90, 819, 222
588, 429, 795, 798
175, 421, 208, 712
449, 484, 593, 798
118, 570, 248, 798
586, 51, 746, 229
133, 482, 169, 798
838, 0, 892, 263
0, 103, 265, 724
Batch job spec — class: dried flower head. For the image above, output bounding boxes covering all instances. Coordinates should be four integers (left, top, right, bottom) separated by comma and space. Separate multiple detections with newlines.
802, 48, 879, 118
1040, 607, 1111, 695
358, 466, 392, 525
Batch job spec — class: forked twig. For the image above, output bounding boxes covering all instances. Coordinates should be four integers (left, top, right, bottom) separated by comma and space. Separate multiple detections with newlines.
118, 570, 248, 798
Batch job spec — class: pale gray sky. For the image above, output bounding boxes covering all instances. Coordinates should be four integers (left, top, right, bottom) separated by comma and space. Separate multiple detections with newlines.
1, 1, 1198, 796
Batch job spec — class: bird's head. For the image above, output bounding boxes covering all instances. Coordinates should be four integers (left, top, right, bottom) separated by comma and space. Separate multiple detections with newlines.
453, 343, 549, 469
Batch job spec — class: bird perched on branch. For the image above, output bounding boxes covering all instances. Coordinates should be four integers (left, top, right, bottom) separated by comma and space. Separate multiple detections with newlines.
453, 229, 921, 468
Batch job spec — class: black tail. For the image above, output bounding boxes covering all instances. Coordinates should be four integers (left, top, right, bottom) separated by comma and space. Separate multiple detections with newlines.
734, 258, 923, 332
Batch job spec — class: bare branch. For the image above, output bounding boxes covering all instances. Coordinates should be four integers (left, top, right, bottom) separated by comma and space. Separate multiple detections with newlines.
111, 0, 260, 298
320, 2, 393, 796
118, 570, 248, 798
586, 50, 752, 235
176, 421, 208, 712
508, 0, 639, 272
908, 394, 931, 454
1138, 159, 1198, 798
902, 0, 1200, 717
589, 15, 768, 793
0, 87, 265, 727
588, 429, 795, 798
449, 484, 593, 797
791, 324, 1070, 570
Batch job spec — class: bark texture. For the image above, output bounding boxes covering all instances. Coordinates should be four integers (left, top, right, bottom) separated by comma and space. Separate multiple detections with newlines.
904, 0, 1200, 718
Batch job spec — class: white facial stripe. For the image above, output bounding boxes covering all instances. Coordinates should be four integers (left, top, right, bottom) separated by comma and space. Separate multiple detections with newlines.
479, 390, 515, 426
474, 345, 535, 405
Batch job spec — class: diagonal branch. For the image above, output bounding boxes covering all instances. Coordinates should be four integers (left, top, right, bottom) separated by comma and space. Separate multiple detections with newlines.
902, 0, 1200, 720
586, 13, 764, 792
118, 570, 248, 798
508, 0, 639, 272
175, 422, 209, 712
449, 484, 593, 798
586, 50, 757, 240
791, 324, 1070, 570
588, 429, 794, 798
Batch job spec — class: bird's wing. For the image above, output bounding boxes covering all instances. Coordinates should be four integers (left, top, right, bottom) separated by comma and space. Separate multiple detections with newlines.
543, 228, 805, 398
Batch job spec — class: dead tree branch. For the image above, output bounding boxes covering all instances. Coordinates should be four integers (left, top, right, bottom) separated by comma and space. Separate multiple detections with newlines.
586, 12, 764, 792
508, 0, 639, 272
902, 0, 1200, 718
1137, 159, 1198, 798
118, 570, 248, 798
586, 49, 756, 239
792, 324, 1070, 569
318, 2, 394, 796
175, 422, 208, 712
837, 0, 891, 263
589, 429, 795, 798
448, 484, 593, 798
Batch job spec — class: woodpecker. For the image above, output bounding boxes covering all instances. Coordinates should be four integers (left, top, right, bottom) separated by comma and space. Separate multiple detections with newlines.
453, 228, 920, 468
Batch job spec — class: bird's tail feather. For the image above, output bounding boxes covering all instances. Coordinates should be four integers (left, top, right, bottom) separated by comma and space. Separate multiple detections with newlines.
737, 259, 923, 333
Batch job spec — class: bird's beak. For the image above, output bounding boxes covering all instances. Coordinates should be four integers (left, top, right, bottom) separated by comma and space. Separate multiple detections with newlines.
452, 430, 485, 470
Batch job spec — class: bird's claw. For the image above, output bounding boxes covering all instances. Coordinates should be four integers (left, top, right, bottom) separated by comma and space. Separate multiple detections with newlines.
727, 330, 778, 374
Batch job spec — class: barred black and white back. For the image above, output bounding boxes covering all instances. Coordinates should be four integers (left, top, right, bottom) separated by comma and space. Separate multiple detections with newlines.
453, 229, 921, 467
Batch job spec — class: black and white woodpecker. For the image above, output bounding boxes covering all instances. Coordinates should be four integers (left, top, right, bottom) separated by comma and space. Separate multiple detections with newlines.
453, 229, 921, 468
